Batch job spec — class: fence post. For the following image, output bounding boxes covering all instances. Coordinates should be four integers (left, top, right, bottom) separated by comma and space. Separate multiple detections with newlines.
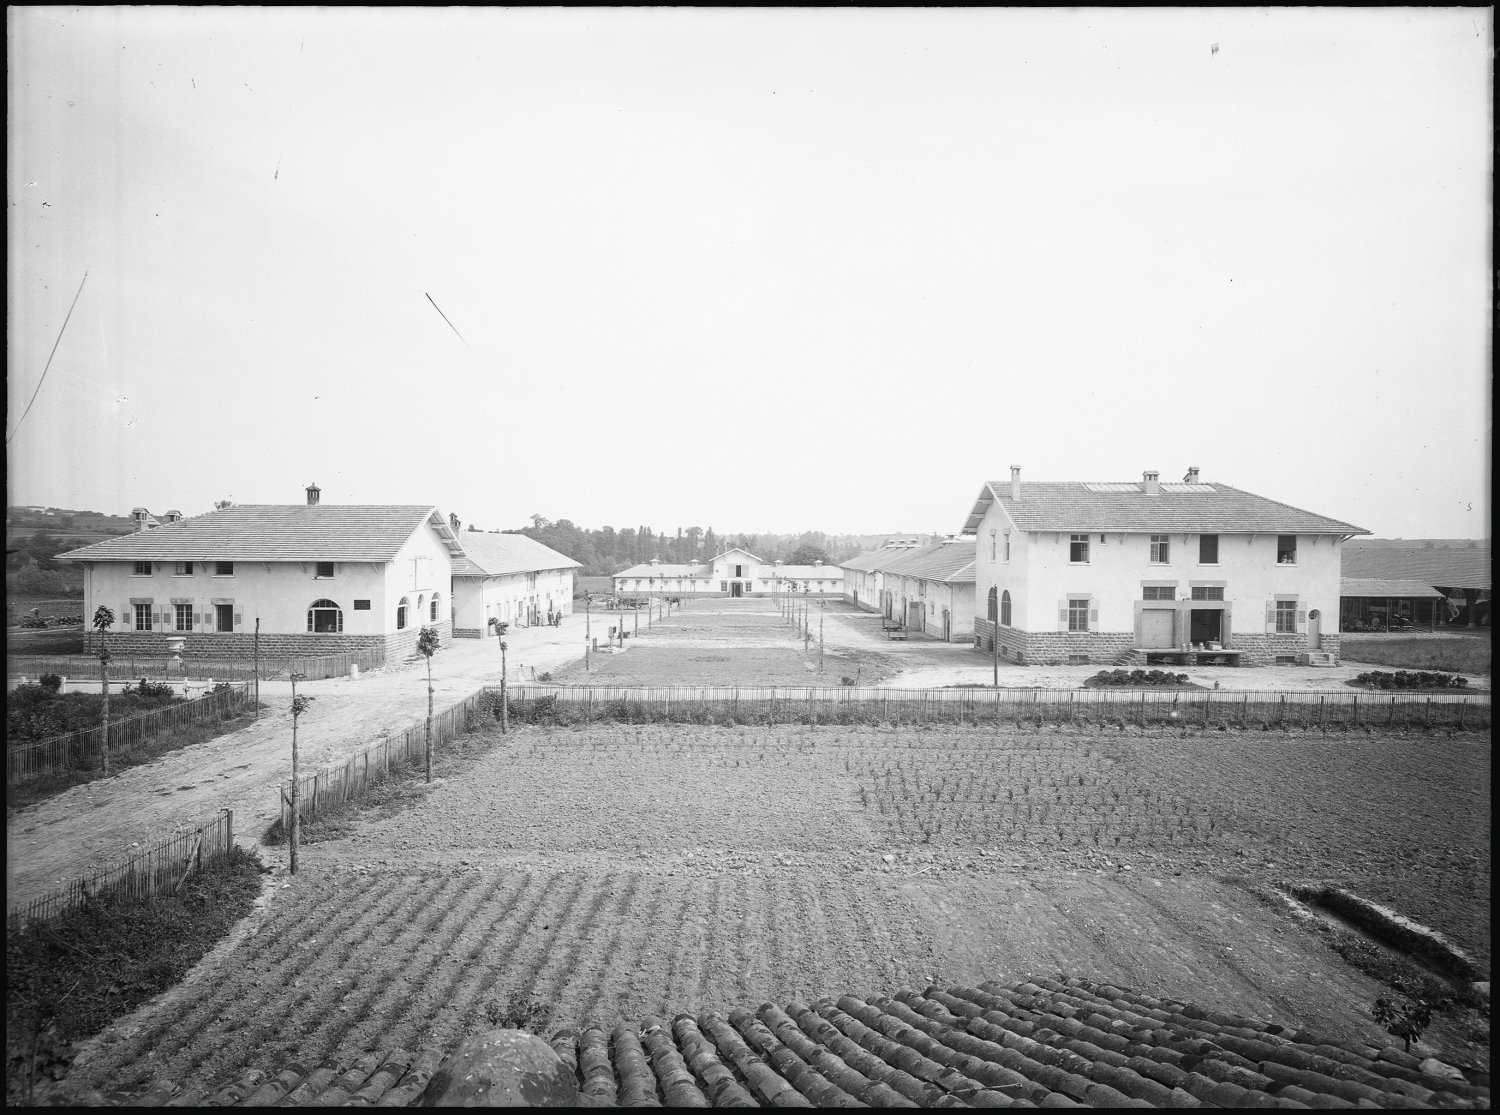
1203, 691, 1210, 728
1352, 694, 1359, 727
1387, 697, 1395, 727
1458, 699, 1465, 730
1241, 694, 1248, 727
1279, 694, 1286, 728
1137, 692, 1145, 729
1425, 697, 1432, 729
1318, 695, 1325, 729
226, 809, 233, 855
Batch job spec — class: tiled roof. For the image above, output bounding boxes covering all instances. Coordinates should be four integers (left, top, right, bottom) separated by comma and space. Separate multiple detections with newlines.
101, 975, 1489, 1107
449, 532, 580, 577
54, 506, 461, 564
1342, 578, 1445, 599
881, 542, 977, 584
615, 562, 713, 579
775, 565, 842, 579
842, 547, 931, 574
962, 481, 1369, 536
1342, 546, 1491, 591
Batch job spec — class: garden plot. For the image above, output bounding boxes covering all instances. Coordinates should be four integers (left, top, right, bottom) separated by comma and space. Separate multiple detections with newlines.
66, 722, 1491, 1099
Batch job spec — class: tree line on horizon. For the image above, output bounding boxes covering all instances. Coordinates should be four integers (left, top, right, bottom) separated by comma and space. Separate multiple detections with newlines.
495, 515, 900, 577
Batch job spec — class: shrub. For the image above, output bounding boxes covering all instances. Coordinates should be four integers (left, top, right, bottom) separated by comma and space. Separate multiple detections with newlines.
129, 678, 179, 700
1088, 668, 1190, 688
1353, 669, 1467, 691
38, 673, 62, 692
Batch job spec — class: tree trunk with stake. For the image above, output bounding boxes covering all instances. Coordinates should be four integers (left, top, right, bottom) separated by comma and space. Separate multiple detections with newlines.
289, 674, 307, 876
417, 626, 441, 782
493, 621, 509, 734
92, 607, 115, 774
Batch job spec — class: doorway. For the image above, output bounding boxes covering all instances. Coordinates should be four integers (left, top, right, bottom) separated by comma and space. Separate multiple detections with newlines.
730, 582, 742, 598
1189, 608, 1222, 645
1308, 608, 1321, 650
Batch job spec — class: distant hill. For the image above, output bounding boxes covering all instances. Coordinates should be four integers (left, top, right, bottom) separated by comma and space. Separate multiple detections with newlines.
1346, 538, 1488, 549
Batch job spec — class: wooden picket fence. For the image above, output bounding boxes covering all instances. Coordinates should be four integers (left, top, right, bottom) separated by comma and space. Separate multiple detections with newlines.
277, 691, 492, 831
7, 682, 255, 785
9, 648, 383, 684
7, 810, 234, 931
504, 684, 1489, 730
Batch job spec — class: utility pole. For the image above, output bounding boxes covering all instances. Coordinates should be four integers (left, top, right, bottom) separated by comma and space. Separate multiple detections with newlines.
992, 596, 999, 687
289, 672, 306, 876
585, 595, 591, 672
253, 618, 260, 717
819, 600, 825, 672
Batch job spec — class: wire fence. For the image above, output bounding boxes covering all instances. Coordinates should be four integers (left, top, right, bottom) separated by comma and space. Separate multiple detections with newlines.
503, 684, 1489, 731
7, 810, 235, 931
7, 682, 255, 785
277, 691, 493, 832
8, 649, 383, 684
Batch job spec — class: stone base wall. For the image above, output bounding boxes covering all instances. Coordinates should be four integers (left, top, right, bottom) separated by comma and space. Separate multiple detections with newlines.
453, 628, 484, 639
1019, 632, 1136, 666
973, 618, 1030, 662
1232, 632, 1312, 667
82, 621, 451, 662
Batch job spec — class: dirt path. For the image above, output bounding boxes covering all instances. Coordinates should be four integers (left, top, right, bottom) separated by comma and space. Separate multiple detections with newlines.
5, 622, 589, 912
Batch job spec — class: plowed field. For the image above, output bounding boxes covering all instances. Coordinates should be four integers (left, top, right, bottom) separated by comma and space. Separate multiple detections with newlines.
65, 723, 1491, 1098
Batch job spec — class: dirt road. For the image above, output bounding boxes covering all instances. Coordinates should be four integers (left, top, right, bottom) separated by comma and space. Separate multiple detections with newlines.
6, 621, 590, 912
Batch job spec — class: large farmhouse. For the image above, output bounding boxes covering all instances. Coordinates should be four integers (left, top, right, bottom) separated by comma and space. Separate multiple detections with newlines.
613, 547, 843, 598
964, 467, 1368, 667
56, 487, 575, 661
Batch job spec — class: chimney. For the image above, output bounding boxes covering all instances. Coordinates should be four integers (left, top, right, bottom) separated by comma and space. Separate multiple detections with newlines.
214, 499, 233, 511
1143, 470, 1160, 496
1009, 466, 1021, 500
814, 559, 823, 567
650, 558, 660, 566
449, 512, 460, 532
132, 507, 151, 532
1183, 466, 1200, 484
306, 483, 321, 506
774, 559, 784, 567
163, 509, 183, 524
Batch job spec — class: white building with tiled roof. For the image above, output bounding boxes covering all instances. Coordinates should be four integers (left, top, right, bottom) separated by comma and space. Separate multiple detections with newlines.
876, 538, 977, 642
613, 547, 843, 598
962, 467, 1368, 667
450, 532, 580, 636
57, 486, 468, 662
839, 539, 926, 613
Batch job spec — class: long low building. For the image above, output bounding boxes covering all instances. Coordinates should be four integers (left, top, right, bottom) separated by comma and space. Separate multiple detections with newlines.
1339, 577, 1445, 631
866, 538, 976, 642
613, 547, 843, 598
451, 532, 581, 636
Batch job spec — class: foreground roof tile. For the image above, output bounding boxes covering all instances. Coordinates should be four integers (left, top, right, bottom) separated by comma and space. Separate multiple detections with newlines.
99, 977, 1489, 1108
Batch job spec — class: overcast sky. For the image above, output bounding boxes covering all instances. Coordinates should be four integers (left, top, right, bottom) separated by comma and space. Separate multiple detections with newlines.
8, 7, 1492, 539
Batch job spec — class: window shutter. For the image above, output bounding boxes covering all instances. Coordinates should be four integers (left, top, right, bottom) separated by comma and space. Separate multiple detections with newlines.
1089, 606, 1099, 627
152, 611, 162, 626
234, 612, 243, 628
1296, 609, 1307, 632
1264, 601, 1276, 634
1058, 598, 1068, 630
194, 613, 201, 625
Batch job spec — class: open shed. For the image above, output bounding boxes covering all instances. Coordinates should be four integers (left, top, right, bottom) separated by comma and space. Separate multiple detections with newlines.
1339, 577, 1444, 631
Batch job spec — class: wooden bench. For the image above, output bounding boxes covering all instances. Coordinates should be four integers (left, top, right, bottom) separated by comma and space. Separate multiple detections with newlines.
1143, 649, 1244, 667
886, 627, 909, 640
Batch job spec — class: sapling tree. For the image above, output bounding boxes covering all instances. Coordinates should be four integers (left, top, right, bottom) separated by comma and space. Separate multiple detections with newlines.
417, 626, 441, 782
1372, 997, 1432, 1053
92, 606, 115, 774
491, 618, 510, 733
289, 674, 313, 875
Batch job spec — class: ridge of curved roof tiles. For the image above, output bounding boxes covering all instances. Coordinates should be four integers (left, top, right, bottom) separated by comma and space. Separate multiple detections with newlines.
93, 975, 1488, 1107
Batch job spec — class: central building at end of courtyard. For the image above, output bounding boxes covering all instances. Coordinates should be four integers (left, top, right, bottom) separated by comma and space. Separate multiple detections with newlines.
612, 547, 843, 598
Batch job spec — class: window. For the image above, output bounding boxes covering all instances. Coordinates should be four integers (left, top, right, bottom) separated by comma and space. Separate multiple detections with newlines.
1004, 532, 1011, 562
132, 561, 152, 576
397, 596, 409, 630
989, 531, 997, 562
1143, 586, 1175, 601
353, 599, 371, 610
1277, 535, 1297, 564
307, 598, 343, 634
173, 562, 194, 576
1070, 534, 1090, 563
1275, 600, 1298, 634
134, 602, 153, 630
1198, 535, 1219, 564
174, 603, 193, 631
1067, 598, 1090, 632
720, 581, 728, 591
1150, 535, 1170, 564
1001, 590, 1012, 626
987, 587, 998, 622
430, 594, 440, 622
1191, 586, 1224, 601
316, 561, 335, 578
215, 561, 235, 576
215, 604, 234, 632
